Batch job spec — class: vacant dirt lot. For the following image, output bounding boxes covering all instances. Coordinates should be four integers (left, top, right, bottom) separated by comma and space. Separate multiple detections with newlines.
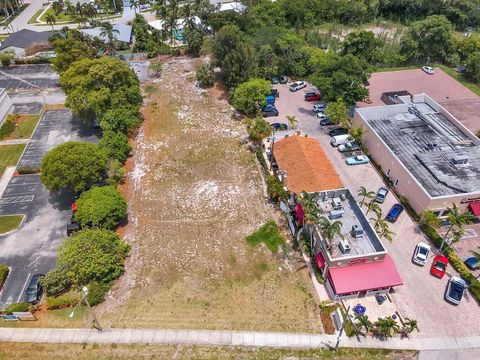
98, 58, 321, 332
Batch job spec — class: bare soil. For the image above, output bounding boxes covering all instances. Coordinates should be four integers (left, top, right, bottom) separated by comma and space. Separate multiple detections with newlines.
97, 58, 322, 332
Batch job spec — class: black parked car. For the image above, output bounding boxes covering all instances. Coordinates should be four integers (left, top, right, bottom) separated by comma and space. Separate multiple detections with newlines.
262, 105, 279, 117
25, 274, 44, 304
270, 89, 279, 98
328, 127, 348, 137
279, 75, 288, 84
270, 122, 288, 131
320, 118, 334, 126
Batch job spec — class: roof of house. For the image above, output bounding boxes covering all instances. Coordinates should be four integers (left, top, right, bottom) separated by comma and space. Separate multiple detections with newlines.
0, 29, 52, 51
272, 135, 343, 194
81, 24, 133, 43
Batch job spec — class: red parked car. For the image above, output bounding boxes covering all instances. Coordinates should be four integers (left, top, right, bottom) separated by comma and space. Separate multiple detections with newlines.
430, 255, 448, 278
304, 92, 321, 101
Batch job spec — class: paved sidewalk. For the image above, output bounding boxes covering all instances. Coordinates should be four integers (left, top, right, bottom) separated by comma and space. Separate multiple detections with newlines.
0, 328, 479, 351
0, 139, 29, 145
0, 166, 16, 198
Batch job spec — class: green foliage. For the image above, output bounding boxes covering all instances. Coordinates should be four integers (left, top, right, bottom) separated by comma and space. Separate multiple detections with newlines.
99, 130, 132, 164
275, 33, 309, 76
231, 78, 271, 115
45, 291, 82, 310
0, 52, 14, 66
266, 175, 288, 202
60, 57, 142, 122
401, 15, 453, 63
50, 29, 102, 73
247, 116, 272, 141
185, 28, 204, 56
58, 228, 130, 286
86, 282, 110, 305
465, 51, 480, 84
0, 120, 15, 140
99, 106, 141, 134
106, 159, 126, 186
0, 264, 9, 290
4, 302, 30, 314
343, 30, 384, 63
196, 63, 215, 88
373, 316, 400, 338
149, 61, 163, 76
221, 41, 258, 87
40, 266, 72, 297
246, 220, 285, 253
311, 54, 371, 105
74, 186, 127, 230
40, 142, 107, 192
325, 100, 350, 128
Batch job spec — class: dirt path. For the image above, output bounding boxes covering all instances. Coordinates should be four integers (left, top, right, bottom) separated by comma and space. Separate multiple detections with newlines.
97, 58, 322, 332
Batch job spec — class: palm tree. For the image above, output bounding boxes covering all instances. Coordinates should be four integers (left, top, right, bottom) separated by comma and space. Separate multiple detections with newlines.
449, 228, 465, 247
440, 203, 476, 251
354, 313, 373, 336
350, 126, 365, 143
45, 13, 57, 31
156, 0, 180, 44
419, 210, 441, 229
365, 200, 381, 217
373, 316, 399, 338
286, 115, 298, 129
318, 216, 343, 254
99, 21, 119, 54
370, 213, 387, 232
401, 318, 419, 338
300, 192, 320, 254
130, 0, 139, 14
357, 186, 375, 208
378, 221, 396, 243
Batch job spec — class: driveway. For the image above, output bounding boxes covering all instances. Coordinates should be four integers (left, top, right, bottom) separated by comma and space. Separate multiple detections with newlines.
0, 109, 100, 307
271, 82, 480, 337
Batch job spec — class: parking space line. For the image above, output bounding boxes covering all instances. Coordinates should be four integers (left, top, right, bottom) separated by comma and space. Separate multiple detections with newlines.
16, 272, 31, 303
0, 195, 35, 204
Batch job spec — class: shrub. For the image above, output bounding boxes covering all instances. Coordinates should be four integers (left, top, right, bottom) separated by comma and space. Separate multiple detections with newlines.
0, 264, 10, 290
99, 107, 141, 134
99, 130, 132, 164
231, 78, 271, 115
86, 282, 110, 305
266, 175, 288, 202
58, 228, 130, 286
246, 220, 285, 253
16, 166, 41, 175
45, 291, 82, 310
74, 186, 127, 230
196, 63, 214, 88
247, 116, 272, 141
0, 120, 15, 140
40, 267, 71, 297
106, 159, 126, 186
4, 302, 30, 314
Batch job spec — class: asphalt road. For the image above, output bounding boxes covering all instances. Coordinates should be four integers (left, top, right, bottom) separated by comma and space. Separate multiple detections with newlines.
0, 109, 100, 307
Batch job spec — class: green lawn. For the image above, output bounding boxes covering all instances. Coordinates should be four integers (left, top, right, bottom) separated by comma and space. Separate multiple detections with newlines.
29, 8, 120, 25
374, 65, 419, 73
0, 215, 24, 235
0, 144, 25, 178
0, 114, 41, 140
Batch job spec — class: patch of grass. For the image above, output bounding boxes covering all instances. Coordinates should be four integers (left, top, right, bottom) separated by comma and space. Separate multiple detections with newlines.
0, 144, 25, 178
0, 215, 23, 235
144, 84, 158, 94
246, 220, 286, 253
436, 64, 480, 97
29, 8, 119, 25
0, 264, 9, 290
27, 8, 45, 24
320, 306, 336, 334
374, 65, 419, 72
1, 114, 40, 140
0, 343, 417, 359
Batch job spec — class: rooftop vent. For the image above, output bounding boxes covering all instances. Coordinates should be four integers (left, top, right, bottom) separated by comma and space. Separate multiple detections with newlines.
339, 239, 351, 254
451, 155, 469, 166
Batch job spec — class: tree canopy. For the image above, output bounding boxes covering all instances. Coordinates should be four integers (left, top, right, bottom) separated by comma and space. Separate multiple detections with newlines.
99, 130, 132, 164
57, 228, 130, 286
40, 142, 107, 192
60, 57, 142, 121
231, 78, 271, 115
74, 186, 127, 230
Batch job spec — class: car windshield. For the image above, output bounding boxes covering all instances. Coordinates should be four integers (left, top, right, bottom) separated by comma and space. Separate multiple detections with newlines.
26, 286, 37, 295
434, 262, 446, 271
450, 282, 465, 300
419, 247, 428, 255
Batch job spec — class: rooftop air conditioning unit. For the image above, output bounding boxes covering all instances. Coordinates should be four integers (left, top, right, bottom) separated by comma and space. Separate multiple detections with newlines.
451, 155, 469, 166
351, 225, 364, 238
339, 239, 351, 254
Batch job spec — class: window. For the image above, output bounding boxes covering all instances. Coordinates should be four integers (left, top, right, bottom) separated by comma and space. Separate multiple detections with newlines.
387, 169, 391, 176
394, 179, 399, 186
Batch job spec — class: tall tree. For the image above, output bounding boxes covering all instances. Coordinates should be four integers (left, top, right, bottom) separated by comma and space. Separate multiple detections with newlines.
318, 216, 343, 254
325, 99, 350, 128
99, 21, 120, 54
342, 30, 384, 63
357, 186, 375, 208
45, 13, 57, 32
440, 203, 475, 251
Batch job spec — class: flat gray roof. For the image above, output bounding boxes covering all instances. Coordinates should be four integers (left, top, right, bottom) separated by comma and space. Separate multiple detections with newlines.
358, 96, 480, 197
314, 189, 386, 259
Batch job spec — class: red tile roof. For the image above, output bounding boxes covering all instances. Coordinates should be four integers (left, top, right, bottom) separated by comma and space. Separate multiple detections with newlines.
272, 135, 343, 194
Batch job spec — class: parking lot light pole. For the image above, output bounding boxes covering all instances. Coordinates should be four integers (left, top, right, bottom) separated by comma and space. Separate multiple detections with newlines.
69, 286, 102, 332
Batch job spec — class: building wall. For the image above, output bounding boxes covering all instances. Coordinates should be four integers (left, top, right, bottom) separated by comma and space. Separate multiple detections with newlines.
0, 88, 13, 127
353, 111, 480, 215
0, 46, 25, 58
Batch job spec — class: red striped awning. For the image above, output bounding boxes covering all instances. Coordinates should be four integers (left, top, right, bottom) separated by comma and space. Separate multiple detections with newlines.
469, 202, 480, 216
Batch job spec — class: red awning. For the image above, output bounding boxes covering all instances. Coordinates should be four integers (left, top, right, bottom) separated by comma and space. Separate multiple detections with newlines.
469, 202, 480, 216
328, 255, 403, 295
314, 252, 325, 268
295, 204, 304, 225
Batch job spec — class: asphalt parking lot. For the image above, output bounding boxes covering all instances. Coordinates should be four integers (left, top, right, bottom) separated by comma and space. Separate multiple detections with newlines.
271, 82, 480, 337
0, 64, 59, 90
12, 102, 43, 115
0, 109, 100, 307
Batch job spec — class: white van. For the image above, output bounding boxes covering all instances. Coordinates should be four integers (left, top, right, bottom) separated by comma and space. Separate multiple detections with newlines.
330, 134, 353, 147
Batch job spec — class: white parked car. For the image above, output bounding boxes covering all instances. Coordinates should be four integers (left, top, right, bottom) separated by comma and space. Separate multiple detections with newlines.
422, 66, 434, 75
289, 81, 306, 92
313, 103, 326, 113
412, 242, 431, 266
317, 111, 327, 119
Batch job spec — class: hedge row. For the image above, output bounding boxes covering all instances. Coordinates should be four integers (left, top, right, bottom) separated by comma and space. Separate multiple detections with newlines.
0, 264, 9, 290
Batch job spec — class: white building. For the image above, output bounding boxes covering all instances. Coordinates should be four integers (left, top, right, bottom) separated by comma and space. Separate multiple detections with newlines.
0, 88, 13, 127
